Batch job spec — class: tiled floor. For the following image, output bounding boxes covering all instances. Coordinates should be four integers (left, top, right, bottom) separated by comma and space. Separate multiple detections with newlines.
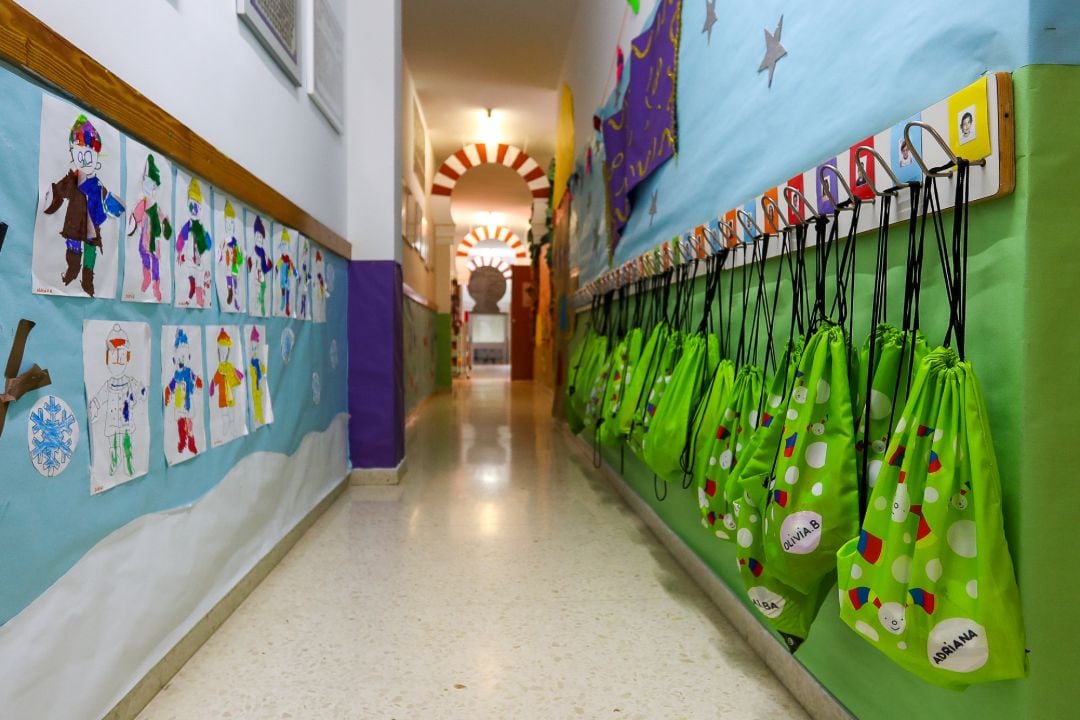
137, 378, 809, 719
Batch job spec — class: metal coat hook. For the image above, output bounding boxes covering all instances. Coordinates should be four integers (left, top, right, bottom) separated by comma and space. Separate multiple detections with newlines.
718, 218, 739, 247
783, 186, 819, 224
854, 145, 908, 196
904, 120, 985, 178
736, 208, 765, 240
701, 225, 724, 254
679, 236, 695, 262
818, 164, 856, 210
761, 195, 789, 232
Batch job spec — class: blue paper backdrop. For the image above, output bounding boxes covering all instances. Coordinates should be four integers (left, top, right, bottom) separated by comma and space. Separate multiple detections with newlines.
0, 63, 349, 625
572, 0, 1080, 283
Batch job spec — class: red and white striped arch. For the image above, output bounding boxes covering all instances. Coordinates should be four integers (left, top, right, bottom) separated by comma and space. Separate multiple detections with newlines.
457, 225, 527, 259
432, 143, 551, 200
467, 256, 513, 279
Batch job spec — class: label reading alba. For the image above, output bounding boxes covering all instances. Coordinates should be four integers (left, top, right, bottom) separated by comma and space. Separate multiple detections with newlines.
748, 586, 786, 619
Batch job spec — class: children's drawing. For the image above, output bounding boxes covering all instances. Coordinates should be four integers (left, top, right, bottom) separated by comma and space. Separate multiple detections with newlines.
273, 226, 299, 318
206, 325, 248, 447
83, 321, 150, 494
281, 327, 296, 365
297, 234, 313, 320
246, 215, 273, 317
33, 96, 124, 298
312, 372, 322, 405
326, 262, 336, 294
28, 395, 79, 478
174, 171, 214, 309
214, 195, 246, 313
244, 325, 274, 429
122, 141, 173, 303
161, 326, 207, 465
312, 246, 329, 323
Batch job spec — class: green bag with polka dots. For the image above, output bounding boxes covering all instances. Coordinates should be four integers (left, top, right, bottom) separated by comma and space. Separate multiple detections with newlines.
696, 364, 762, 539
628, 329, 683, 458
687, 358, 735, 502
761, 323, 861, 595
566, 329, 606, 433
613, 322, 670, 440
596, 328, 645, 446
643, 334, 718, 483
583, 340, 617, 430
836, 347, 1026, 688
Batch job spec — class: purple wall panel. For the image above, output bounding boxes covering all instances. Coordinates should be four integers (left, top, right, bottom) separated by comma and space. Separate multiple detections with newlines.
347, 260, 405, 468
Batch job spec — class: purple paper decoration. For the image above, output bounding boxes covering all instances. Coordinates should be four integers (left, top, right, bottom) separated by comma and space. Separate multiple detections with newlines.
816, 157, 839, 215
602, 0, 683, 251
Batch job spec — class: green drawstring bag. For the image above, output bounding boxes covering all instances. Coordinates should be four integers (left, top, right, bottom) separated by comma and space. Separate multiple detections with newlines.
687, 358, 734, 499
762, 323, 860, 594
697, 364, 762, 539
597, 327, 645, 445
643, 334, 718, 483
837, 348, 1026, 688
579, 335, 613, 428
566, 330, 604, 432
612, 322, 670, 440
628, 329, 683, 458
855, 325, 929, 492
584, 341, 619, 429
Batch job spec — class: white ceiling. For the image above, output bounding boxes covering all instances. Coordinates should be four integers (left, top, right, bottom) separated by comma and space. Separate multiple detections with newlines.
403, 0, 580, 173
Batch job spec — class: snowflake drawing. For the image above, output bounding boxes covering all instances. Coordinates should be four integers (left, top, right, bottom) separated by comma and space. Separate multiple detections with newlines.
28, 395, 79, 477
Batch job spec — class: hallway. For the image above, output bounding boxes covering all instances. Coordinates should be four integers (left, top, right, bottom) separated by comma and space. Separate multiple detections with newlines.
137, 378, 809, 719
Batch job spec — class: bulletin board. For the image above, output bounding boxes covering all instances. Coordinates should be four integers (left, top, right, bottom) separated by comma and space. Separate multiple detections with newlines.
0, 7, 350, 716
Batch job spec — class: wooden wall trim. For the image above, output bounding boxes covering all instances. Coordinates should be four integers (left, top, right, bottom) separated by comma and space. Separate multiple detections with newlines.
0, 0, 352, 259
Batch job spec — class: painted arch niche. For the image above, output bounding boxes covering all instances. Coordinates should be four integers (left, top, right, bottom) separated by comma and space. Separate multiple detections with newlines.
431, 142, 551, 230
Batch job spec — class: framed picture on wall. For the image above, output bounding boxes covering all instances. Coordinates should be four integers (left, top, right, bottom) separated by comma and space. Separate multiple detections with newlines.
306, 0, 345, 132
413, 97, 426, 189
237, 0, 302, 86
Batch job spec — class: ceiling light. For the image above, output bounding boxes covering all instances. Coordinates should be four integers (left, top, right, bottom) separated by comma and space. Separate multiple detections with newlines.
480, 108, 499, 147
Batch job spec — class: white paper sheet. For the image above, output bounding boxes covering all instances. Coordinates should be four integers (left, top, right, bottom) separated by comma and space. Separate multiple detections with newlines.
122, 140, 174, 303
161, 325, 208, 465
213, 192, 247, 313
312, 243, 329, 323
33, 95, 124, 299
83, 320, 151, 494
173, 170, 214, 309
246, 212, 273, 318
272, 225, 300, 318
205, 325, 249, 447
297, 234, 313, 321
243, 324, 274, 430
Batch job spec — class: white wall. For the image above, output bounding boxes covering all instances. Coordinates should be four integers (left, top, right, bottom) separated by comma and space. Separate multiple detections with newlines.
346, 0, 402, 261
14, 0, 348, 237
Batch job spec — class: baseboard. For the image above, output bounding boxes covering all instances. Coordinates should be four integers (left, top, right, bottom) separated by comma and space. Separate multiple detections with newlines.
349, 458, 406, 486
103, 475, 351, 720
560, 423, 854, 720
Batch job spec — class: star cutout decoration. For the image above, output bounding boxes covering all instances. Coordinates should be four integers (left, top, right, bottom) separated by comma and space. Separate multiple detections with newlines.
702, 0, 718, 45
758, 15, 787, 88
648, 190, 659, 227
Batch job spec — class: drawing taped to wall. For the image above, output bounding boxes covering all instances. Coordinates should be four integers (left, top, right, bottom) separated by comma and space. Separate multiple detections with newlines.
27, 394, 79, 478
161, 326, 207, 465
123, 141, 173, 303
83, 321, 150, 494
174, 171, 214, 309
33, 96, 124, 299
297, 234, 312, 320
273, 225, 299, 318
214, 195, 247, 313
206, 325, 248, 447
244, 325, 274, 429
246, 214, 273, 317
312, 246, 328, 323
281, 327, 295, 364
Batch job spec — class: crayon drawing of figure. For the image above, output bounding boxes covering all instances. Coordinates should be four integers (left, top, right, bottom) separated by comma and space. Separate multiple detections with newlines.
176, 177, 213, 308
207, 326, 249, 446
246, 325, 273, 429
127, 154, 172, 302
298, 236, 312, 320
43, 114, 124, 297
248, 216, 272, 317
312, 248, 328, 323
88, 324, 147, 480
163, 328, 205, 461
276, 228, 298, 317
216, 199, 246, 312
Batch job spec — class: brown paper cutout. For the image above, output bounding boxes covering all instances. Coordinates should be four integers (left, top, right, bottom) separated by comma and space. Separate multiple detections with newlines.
0, 319, 53, 438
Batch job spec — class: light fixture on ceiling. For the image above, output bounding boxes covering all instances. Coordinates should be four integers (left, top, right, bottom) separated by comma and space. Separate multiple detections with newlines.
480, 108, 499, 147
